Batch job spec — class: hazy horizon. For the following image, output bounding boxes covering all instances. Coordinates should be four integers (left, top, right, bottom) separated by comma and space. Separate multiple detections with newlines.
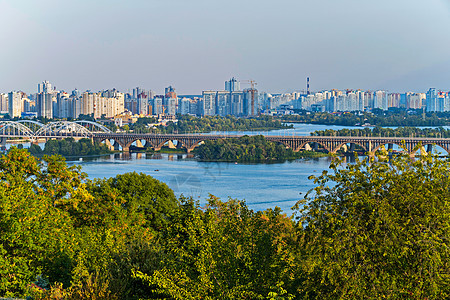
2, 0, 450, 94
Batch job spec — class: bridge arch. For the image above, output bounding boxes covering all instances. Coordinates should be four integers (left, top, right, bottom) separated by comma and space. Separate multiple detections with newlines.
0, 121, 34, 139
372, 142, 407, 154
17, 120, 45, 133
411, 143, 450, 156
331, 141, 368, 154
74, 121, 112, 133
294, 141, 312, 152
306, 140, 331, 153
34, 121, 93, 138
97, 137, 123, 151
155, 139, 187, 151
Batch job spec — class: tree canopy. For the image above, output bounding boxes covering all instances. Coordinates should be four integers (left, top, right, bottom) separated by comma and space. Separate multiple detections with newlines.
1, 147, 450, 299
297, 151, 450, 299
29, 138, 112, 157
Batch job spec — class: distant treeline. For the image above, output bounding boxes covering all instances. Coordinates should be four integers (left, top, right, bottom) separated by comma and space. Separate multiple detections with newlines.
28, 138, 112, 156
312, 126, 450, 138
282, 110, 450, 126
129, 115, 293, 133
195, 135, 323, 162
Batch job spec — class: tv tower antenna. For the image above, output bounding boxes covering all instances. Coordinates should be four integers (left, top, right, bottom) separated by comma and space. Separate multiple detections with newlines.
307, 77, 310, 95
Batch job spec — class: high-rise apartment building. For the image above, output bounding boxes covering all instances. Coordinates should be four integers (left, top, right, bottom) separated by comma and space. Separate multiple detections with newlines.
8, 91, 22, 118
178, 98, 191, 115
38, 80, 53, 94
137, 93, 148, 115
166, 98, 177, 115
407, 93, 425, 109
165, 86, 177, 99
0, 93, 8, 113
151, 98, 163, 115
55, 92, 73, 119
231, 91, 244, 116
201, 91, 216, 116
37, 92, 53, 118
426, 88, 438, 112
216, 91, 230, 116
225, 77, 240, 92
374, 91, 388, 110
244, 88, 259, 116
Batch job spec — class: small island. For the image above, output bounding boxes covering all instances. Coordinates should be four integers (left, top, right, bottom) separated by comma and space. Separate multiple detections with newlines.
28, 138, 112, 157
195, 135, 326, 162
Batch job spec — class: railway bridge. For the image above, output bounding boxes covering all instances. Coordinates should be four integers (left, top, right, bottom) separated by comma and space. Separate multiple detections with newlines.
92, 133, 450, 156
1, 120, 449, 156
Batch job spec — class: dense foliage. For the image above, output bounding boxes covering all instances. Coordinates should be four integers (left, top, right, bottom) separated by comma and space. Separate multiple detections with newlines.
130, 115, 292, 134
29, 138, 112, 156
195, 135, 318, 162
297, 151, 450, 298
312, 126, 450, 138
282, 110, 449, 126
1, 147, 450, 299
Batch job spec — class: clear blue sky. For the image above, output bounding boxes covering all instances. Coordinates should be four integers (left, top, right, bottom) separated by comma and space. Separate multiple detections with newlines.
2, 0, 450, 94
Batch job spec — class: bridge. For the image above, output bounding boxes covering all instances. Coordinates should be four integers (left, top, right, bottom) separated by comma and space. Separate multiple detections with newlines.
1, 120, 450, 156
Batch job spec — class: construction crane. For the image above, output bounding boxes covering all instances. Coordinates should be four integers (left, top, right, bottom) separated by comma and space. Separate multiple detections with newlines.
241, 80, 258, 116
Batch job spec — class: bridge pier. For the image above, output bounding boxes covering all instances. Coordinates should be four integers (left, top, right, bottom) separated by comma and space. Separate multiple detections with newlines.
313, 142, 319, 152
135, 139, 144, 148
349, 143, 355, 153
104, 139, 115, 151
167, 140, 177, 149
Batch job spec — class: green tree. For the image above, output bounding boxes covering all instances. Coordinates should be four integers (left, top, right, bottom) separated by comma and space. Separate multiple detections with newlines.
296, 150, 450, 299
0, 148, 82, 297
88, 172, 179, 231
135, 196, 298, 299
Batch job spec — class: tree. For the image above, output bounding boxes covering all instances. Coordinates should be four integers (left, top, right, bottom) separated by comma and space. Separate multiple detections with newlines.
134, 196, 298, 299
0, 148, 83, 296
296, 150, 450, 299
88, 172, 179, 231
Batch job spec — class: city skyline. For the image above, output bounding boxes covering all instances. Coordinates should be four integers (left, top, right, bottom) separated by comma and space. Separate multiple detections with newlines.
2, 0, 450, 94
3, 77, 450, 96
2, 78, 450, 122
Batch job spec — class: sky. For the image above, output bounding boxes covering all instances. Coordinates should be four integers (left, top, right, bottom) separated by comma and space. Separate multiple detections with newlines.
2, 0, 450, 94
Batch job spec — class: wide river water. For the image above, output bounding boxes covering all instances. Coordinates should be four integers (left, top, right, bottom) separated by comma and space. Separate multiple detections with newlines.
55, 123, 361, 214
56, 123, 450, 213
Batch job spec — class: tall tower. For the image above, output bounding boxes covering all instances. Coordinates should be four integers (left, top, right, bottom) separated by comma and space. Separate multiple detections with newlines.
225, 77, 240, 92
165, 86, 177, 99
307, 77, 310, 95
38, 80, 52, 94
8, 91, 22, 118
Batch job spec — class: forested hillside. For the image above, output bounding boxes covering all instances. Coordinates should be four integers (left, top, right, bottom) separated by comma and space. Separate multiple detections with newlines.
1, 148, 449, 299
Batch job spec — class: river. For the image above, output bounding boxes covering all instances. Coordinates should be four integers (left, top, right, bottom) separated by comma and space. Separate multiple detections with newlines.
11, 123, 445, 213
62, 123, 364, 213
